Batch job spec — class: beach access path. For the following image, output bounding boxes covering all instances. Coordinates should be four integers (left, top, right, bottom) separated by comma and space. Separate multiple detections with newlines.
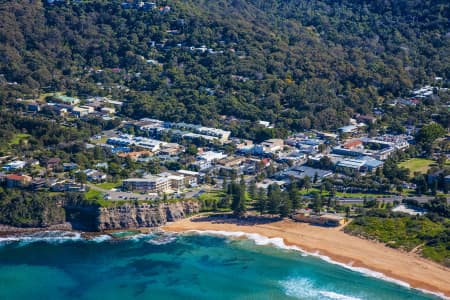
163, 216, 450, 298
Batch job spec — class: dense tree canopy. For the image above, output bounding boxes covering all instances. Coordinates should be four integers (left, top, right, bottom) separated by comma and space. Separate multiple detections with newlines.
0, 0, 449, 132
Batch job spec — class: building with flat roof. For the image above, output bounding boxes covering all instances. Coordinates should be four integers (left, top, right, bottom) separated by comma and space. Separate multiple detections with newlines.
276, 165, 333, 182
56, 95, 80, 105
337, 125, 358, 134
122, 176, 171, 193
198, 151, 227, 162
158, 172, 185, 191
335, 159, 366, 174
253, 139, 284, 155
2, 160, 27, 171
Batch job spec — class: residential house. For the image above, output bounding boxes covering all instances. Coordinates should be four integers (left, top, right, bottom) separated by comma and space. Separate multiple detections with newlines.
31, 178, 47, 190
27, 102, 41, 112
100, 107, 116, 115
159, 143, 184, 156
6, 174, 32, 188
84, 169, 107, 182
337, 125, 359, 135
355, 114, 377, 125
2, 160, 27, 171
46, 158, 61, 172
63, 163, 79, 172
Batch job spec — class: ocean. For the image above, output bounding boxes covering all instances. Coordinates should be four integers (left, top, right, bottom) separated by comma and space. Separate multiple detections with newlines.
0, 230, 444, 300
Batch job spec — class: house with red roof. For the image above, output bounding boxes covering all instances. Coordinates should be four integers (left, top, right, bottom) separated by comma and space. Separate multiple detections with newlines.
6, 174, 32, 188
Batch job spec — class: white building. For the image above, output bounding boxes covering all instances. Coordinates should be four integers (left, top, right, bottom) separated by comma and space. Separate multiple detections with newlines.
2, 160, 27, 171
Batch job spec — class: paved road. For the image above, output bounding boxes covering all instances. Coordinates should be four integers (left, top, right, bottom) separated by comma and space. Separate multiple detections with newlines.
336, 195, 448, 204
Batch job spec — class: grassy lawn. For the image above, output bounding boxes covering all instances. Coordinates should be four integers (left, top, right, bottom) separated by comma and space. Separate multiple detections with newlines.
198, 190, 226, 202
85, 189, 103, 201
335, 192, 391, 198
38, 92, 61, 102
9, 133, 31, 146
398, 158, 435, 175
95, 182, 121, 190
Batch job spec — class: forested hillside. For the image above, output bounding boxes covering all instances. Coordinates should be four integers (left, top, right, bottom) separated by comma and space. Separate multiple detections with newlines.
0, 0, 449, 132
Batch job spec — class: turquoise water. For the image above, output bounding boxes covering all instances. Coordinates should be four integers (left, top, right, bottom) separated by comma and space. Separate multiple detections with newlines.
0, 231, 443, 300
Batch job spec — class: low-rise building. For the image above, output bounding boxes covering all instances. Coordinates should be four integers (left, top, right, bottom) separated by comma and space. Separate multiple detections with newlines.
177, 170, 201, 185
2, 160, 27, 171
257, 139, 284, 154
217, 156, 246, 168
335, 159, 366, 174
122, 176, 171, 193
46, 158, 61, 171
27, 102, 41, 112
158, 172, 185, 191
100, 107, 116, 115
72, 106, 93, 117
55, 95, 80, 105
84, 169, 107, 182
159, 143, 183, 156
275, 165, 333, 182
63, 163, 79, 171
6, 174, 32, 188
337, 125, 359, 134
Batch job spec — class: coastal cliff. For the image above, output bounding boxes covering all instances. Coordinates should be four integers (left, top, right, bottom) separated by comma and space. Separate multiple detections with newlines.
97, 201, 201, 230
64, 200, 200, 231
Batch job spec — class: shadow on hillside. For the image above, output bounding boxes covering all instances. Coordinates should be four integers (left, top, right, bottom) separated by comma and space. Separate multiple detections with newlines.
191, 214, 281, 226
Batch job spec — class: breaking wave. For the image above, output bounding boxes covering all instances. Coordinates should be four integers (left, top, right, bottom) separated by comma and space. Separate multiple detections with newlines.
0, 231, 82, 246
184, 230, 448, 300
281, 277, 362, 300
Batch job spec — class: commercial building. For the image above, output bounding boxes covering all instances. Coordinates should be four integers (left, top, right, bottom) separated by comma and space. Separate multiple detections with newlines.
253, 139, 284, 155
335, 159, 366, 174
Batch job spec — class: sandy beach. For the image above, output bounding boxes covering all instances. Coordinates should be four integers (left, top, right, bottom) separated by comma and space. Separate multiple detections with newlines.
163, 215, 450, 298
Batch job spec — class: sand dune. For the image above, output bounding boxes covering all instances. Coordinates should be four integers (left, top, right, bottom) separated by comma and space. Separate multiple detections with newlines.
163, 216, 450, 297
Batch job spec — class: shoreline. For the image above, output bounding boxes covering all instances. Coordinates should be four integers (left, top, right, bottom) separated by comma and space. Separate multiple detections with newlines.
162, 215, 450, 298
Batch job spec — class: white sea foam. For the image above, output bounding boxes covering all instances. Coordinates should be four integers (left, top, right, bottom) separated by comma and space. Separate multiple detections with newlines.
319, 291, 362, 300
185, 230, 449, 300
90, 234, 112, 243
0, 231, 82, 246
281, 277, 362, 300
147, 233, 177, 245
123, 233, 154, 241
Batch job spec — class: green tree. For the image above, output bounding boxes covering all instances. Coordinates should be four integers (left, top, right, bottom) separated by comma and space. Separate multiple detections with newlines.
267, 184, 280, 215
279, 192, 292, 218
288, 183, 300, 212
248, 180, 257, 200
415, 123, 446, 154
255, 187, 267, 215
